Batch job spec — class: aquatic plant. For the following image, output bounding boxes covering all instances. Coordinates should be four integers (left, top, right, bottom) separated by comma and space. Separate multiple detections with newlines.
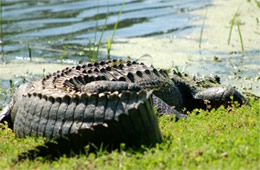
227, 9, 244, 54
26, 40, 32, 62
236, 20, 244, 53
107, 0, 125, 59
0, 0, 3, 62
60, 44, 68, 64
86, 0, 107, 62
247, 0, 260, 8
199, 8, 207, 49
87, 0, 125, 62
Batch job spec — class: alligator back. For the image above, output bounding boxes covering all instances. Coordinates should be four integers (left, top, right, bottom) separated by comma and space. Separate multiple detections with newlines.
31, 60, 183, 109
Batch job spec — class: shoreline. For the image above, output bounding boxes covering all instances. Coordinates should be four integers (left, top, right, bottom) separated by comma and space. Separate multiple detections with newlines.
0, 0, 259, 95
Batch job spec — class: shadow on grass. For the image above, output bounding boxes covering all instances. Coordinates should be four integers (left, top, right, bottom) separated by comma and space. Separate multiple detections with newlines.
16, 136, 150, 162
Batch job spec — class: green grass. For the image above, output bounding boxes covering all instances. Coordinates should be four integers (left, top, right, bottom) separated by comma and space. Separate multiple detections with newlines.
0, 0, 4, 62
0, 99, 259, 169
87, 1, 125, 62
227, 9, 245, 54
199, 8, 207, 49
106, 0, 125, 59
26, 40, 32, 62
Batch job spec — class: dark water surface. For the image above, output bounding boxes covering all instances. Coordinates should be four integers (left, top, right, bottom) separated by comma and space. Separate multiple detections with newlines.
1, 0, 211, 62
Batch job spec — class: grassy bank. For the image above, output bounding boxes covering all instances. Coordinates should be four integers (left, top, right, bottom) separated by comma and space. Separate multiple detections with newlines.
0, 99, 259, 169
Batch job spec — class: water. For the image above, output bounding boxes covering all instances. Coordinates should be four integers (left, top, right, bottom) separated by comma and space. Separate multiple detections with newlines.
1, 0, 211, 62
0, 0, 259, 103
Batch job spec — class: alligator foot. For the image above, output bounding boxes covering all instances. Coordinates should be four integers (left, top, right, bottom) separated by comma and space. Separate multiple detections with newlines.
193, 86, 250, 110
152, 95, 188, 120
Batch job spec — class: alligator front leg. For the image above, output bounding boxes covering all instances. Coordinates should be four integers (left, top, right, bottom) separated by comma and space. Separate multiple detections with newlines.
152, 95, 188, 120
193, 86, 249, 110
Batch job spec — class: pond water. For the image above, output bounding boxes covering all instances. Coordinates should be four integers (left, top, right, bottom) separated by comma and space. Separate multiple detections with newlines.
0, 0, 259, 107
1, 0, 211, 62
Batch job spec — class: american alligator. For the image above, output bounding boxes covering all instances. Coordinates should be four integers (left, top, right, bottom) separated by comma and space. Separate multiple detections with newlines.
0, 59, 248, 147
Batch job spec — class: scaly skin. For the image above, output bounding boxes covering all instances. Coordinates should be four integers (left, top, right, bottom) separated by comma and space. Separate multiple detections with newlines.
0, 59, 249, 147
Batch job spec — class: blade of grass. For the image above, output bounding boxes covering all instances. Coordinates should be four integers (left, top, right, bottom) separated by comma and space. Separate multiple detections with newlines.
95, 11, 108, 61
199, 8, 207, 49
88, 39, 96, 62
227, 19, 234, 45
107, 0, 125, 58
26, 40, 32, 62
94, 0, 100, 47
60, 44, 68, 64
237, 20, 244, 54
0, 0, 4, 62
228, 9, 240, 45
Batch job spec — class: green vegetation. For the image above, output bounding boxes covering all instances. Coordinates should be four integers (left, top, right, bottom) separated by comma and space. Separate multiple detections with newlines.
59, 44, 68, 64
0, 99, 259, 169
87, 1, 125, 62
106, 0, 125, 59
227, 9, 244, 54
0, 0, 3, 62
26, 40, 32, 62
199, 8, 207, 49
247, 0, 260, 8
